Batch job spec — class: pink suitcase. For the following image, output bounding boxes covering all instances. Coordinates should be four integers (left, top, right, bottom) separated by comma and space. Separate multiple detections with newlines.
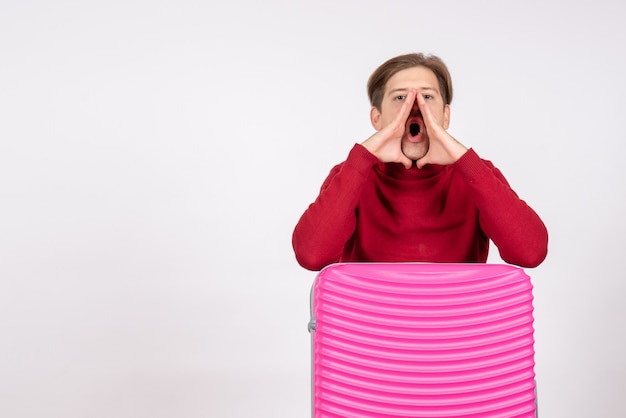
309, 263, 537, 417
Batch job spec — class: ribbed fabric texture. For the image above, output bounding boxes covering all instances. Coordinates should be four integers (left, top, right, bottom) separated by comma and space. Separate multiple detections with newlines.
311, 263, 536, 418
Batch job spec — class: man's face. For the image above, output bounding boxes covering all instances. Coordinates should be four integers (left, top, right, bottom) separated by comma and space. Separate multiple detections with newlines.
370, 66, 450, 161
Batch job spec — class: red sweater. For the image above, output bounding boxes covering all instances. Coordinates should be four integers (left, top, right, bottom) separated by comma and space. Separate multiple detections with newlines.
293, 144, 548, 271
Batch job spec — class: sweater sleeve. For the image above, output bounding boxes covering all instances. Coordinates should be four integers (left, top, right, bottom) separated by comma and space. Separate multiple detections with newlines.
454, 149, 548, 268
292, 144, 379, 270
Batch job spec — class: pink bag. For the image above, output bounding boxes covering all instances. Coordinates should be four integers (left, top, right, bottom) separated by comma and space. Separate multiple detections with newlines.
309, 263, 537, 417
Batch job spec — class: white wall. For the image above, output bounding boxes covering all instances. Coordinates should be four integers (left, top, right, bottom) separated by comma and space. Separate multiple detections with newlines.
1, 1, 625, 417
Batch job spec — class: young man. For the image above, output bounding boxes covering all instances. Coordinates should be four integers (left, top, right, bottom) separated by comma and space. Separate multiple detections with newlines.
292, 53, 548, 271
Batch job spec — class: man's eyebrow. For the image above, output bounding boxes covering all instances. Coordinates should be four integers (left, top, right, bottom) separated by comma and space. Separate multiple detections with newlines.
387, 87, 439, 95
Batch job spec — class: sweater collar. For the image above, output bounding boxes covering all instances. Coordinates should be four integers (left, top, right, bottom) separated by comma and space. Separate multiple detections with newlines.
377, 161, 446, 180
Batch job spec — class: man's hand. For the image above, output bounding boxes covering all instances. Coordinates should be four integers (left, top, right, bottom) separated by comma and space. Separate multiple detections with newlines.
415, 92, 467, 169
361, 90, 415, 170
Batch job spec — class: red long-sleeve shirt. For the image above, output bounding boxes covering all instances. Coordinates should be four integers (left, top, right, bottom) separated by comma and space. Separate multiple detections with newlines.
292, 144, 548, 271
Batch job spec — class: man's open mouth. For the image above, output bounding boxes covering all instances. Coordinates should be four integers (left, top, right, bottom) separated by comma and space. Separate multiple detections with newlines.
405, 117, 424, 142
409, 123, 420, 137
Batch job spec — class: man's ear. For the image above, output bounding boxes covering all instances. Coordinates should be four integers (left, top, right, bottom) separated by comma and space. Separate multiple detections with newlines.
370, 106, 382, 131
443, 104, 451, 130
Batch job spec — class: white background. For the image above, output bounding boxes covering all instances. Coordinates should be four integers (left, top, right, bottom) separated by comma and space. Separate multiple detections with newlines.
1, 1, 625, 417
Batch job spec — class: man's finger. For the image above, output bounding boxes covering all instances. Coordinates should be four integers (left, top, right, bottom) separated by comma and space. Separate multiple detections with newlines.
394, 89, 416, 127
401, 155, 413, 170
415, 93, 434, 126
416, 155, 430, 169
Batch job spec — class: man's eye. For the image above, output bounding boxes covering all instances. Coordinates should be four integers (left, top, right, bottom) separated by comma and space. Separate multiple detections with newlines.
423, 94, 433, 100
395, 95, 407, 101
